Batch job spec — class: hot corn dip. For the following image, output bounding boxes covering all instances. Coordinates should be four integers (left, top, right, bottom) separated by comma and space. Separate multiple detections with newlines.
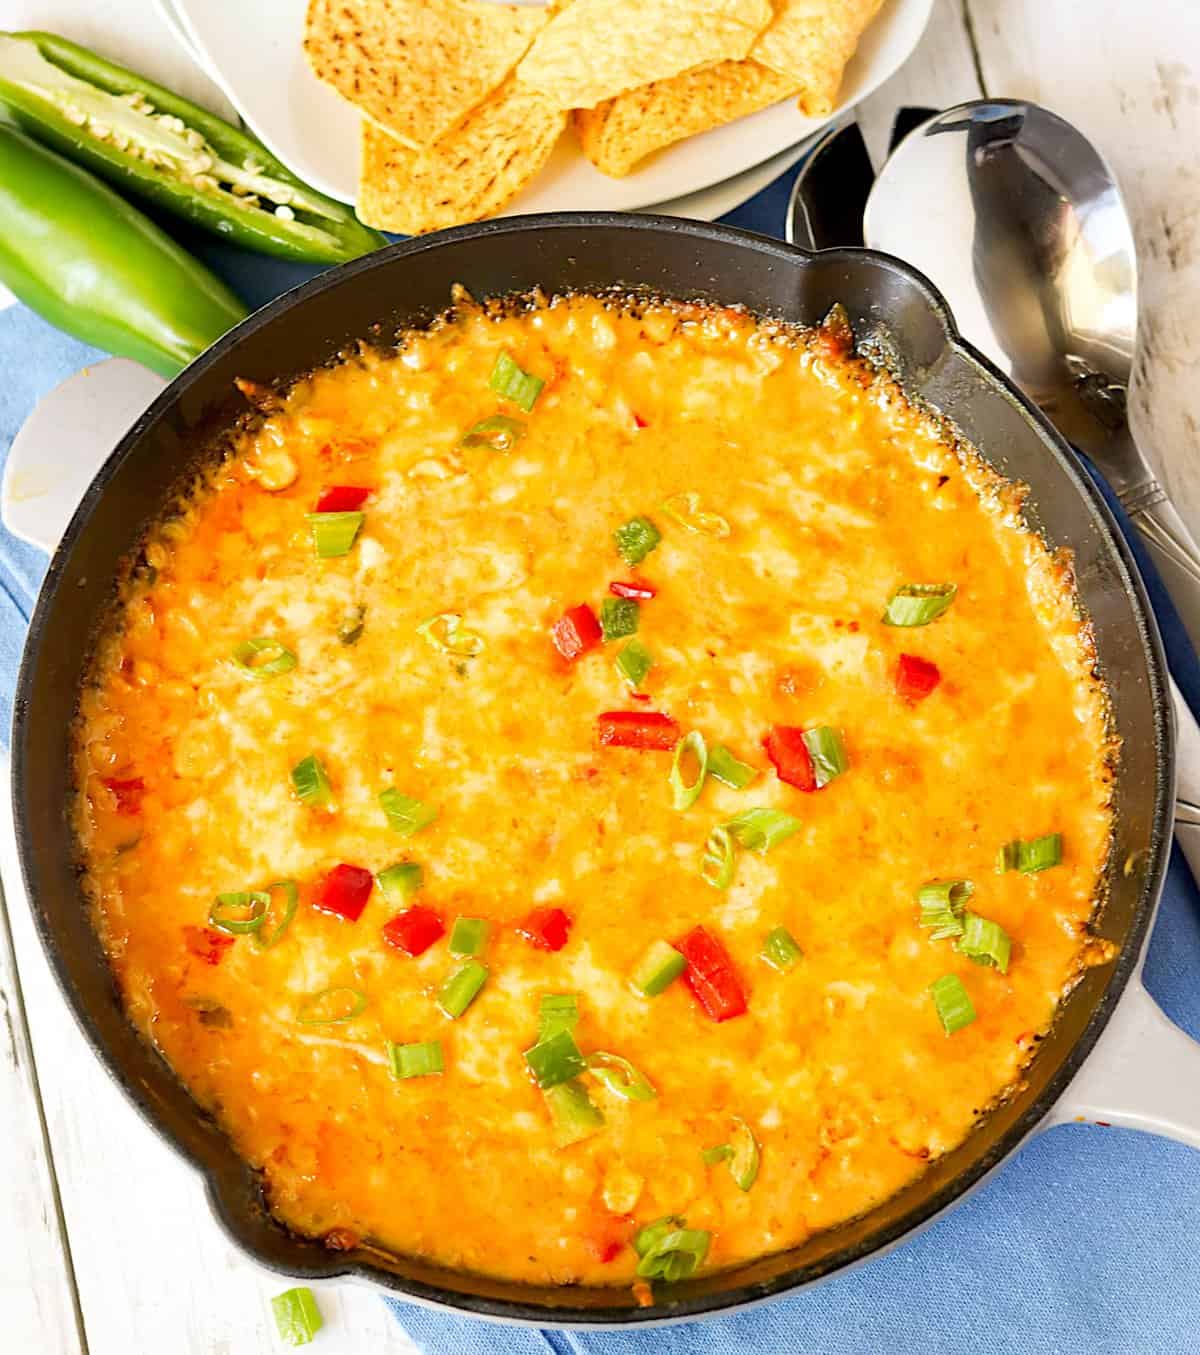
73, 292, 1113, 1290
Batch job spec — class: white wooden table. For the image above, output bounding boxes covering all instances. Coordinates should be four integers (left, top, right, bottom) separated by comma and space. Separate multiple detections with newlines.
3, 2, 1200, 1350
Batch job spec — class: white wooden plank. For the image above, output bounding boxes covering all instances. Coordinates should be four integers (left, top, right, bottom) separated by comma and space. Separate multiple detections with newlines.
0, 886, 86, 1354
967, 0, 1200, 528
856, 0, 984, 167
0, 780, 409, 1355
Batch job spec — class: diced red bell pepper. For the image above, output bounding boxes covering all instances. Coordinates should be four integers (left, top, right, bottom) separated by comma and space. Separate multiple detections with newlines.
675, 925, 747, 1022
381, 905, 445, 956
633, 412, 649, 429
609, 578, 656, 600
313, 864, 374, 922
316, 485, 372, 512
102, 776, 145, 815
183, 925, 235, 965
597, 711, 680, 750
589, 1216, 633, 1264
552, 604, 603, 661
516, 906, 572, 952
895, 653, 941, 701
763, 725, 816, 791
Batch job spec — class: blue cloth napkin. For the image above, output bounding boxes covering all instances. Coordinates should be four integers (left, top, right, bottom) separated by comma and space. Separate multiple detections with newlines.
3, 164, 1199, 1355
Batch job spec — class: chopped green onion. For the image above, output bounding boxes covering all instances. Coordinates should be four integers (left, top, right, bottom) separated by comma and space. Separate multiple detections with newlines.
701, 824, 736, 890
707, 745, 759, 790
614, 514, 661, 566
615, 639, 654, 689
661, 490, 731, 538
630, 940, 686, 996
290, 754, 333, 810
802, 726, 848, 787
634, 1217, 711, 1282
386, 1039, 444, 1079
957, 912, 1012, 974
208, 890, 269, 935
997, 833, 1063, 874
271, 1287, 323, 1346
1026, 834, 1063, 872
724, 806, 802, 853
438, 960, 488, 1019
761, 925, 803, 972
728, 1116, 760, 1191
918, 878, 975, 940
670, 730, 708, 811
449, 916, 491, 958
379, 788, 438, 836
462, 414, 525, 450
702, 1144, 732, 1166
882, 582, 957, 627
930, 974, 976, 1035
416, 611, 484, 657
600, 595, 640, 641
489, 351, 544, 411
376, 862, 423, 906
337, 603, 366, 645
253, 880, 300, 951
306, 510, 363, 558
296, 986, 367, 1025
538, 993, 579, 1040
633, 1215, 681, 1259
587, 1051, 656, 1102
544, 1079, 605, 1145
231, 635, 297, 678
525, 1028, 587, 1089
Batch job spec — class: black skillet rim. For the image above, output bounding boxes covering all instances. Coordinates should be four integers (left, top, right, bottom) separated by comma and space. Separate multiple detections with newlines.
11, 213, 1174, 1327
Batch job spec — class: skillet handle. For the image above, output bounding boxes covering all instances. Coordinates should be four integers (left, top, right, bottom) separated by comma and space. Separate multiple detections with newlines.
1, 359, 167, 554
1053, 680, 1200, 1147
1048, 976, 1200, 1148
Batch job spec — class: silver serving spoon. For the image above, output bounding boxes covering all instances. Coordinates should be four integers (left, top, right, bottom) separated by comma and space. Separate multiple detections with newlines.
862, 99, 1200, 648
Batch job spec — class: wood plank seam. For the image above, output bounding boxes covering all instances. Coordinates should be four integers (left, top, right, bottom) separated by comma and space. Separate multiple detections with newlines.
959, 0, 989, 95
0, 880, 92, 1354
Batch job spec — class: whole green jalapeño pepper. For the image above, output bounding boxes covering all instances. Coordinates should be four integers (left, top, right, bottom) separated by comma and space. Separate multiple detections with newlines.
0, 31, 386, 264
0, 123, 248, 377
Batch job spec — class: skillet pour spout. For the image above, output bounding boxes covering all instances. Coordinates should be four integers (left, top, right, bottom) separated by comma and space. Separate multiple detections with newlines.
11, 215, 1172, 1325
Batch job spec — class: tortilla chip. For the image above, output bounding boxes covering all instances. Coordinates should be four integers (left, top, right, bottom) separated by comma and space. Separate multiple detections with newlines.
751, 0, 884, 117
517, 0, 774, 111
575, 59, 799, 178
304, 0, 548, 149
357, 79, 566, 234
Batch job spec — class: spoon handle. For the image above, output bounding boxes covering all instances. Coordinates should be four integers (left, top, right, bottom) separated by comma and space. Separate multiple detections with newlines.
1121, 482, 1200, 651
1171, 678, 1200, 887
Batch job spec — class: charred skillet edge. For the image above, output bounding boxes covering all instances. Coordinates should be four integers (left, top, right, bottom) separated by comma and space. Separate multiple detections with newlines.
10, 214, 1174, 1327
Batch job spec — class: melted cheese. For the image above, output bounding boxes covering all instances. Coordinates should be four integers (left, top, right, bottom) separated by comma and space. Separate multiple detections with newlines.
73, 294, 1112, 1289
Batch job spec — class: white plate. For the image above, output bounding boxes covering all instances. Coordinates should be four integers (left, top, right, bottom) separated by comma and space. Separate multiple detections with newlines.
154, 0, 821, 222
157, 0, 204, 61
163, 0, 931, 214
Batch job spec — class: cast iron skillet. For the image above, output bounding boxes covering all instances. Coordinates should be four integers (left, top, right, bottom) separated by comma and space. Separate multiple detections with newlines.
12, 215, 1173, 1326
